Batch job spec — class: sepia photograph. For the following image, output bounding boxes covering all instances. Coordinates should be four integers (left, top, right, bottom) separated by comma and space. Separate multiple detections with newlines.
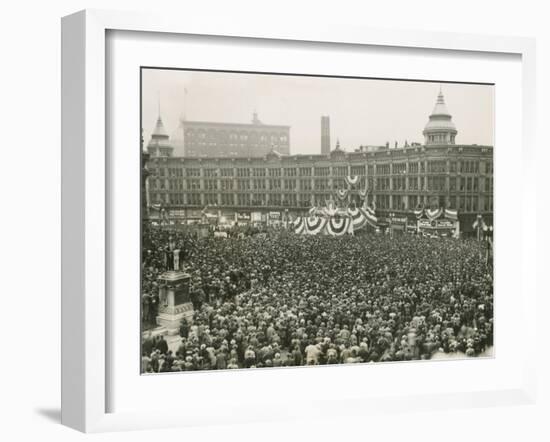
140, 68, 494, 374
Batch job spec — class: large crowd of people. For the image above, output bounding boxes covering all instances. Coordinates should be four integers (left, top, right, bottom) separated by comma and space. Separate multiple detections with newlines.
141, 225, 493, 373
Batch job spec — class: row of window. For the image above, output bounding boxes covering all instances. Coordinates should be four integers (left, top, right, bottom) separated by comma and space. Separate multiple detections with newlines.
184, 129, 288, 144
152, 192, 493, 212
427, 133, 456, 143
150, 175, 493, 193
152, 160, 493, 178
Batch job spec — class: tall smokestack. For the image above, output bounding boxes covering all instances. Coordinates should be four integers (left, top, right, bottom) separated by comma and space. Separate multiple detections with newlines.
321, 115, 330, 154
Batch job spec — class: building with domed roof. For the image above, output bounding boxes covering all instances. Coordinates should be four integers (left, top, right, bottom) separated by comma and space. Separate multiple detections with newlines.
423, 89, 458, 145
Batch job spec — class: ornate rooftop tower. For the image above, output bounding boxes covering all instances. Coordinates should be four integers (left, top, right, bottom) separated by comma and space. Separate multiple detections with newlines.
147, 114, 174, 157
423, 89, 457, 145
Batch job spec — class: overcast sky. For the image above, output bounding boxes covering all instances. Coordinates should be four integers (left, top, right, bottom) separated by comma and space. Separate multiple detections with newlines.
142, 68, 494, 156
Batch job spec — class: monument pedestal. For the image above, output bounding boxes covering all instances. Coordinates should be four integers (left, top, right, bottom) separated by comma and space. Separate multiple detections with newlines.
155, 271, 193, 336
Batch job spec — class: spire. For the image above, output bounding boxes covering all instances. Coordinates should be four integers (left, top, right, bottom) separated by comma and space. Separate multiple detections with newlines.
158, 91, 161, 116
145, 90, 174, 157
151, 90, 169, 138
146, 111, 173, 158
431, 88, 451, 116
151, 114, 169, 139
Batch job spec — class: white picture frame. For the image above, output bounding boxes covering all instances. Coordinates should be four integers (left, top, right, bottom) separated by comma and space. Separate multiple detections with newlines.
61, 9, 538, 433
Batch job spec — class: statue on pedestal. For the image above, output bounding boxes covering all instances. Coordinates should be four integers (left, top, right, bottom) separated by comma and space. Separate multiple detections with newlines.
155, 271, 193, 335
164, 236, 187, 272
173, 249, 180, 271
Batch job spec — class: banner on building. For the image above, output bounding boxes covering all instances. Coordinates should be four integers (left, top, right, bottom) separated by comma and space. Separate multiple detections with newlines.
237, 212, 251, 221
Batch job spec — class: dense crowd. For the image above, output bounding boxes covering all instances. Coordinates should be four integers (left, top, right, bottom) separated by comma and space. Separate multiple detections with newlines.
141, 226, 493, 373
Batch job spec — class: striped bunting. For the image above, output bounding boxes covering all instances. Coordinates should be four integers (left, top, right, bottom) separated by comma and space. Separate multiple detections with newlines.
336, 188, 349, 200
326, 217, 351, 236
292, 216, 305, 234
305, 216, 327, 235
444, 208, 458, 220
426, 208, 443, 221
363, 207, 378, 227
348, 207, 368, 230
345, 175, 359, 187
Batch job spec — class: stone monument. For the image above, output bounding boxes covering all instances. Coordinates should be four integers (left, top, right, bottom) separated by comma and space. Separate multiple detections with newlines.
156, 269, 193, 335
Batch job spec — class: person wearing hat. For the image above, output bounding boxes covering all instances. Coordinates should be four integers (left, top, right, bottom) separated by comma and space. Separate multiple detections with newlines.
150, 349, 161, 373
155, 335, 168, 355
244, 346, 256, 368
305, 342, 321, 365
142, 331, 155, 356
141, 351, 152, 373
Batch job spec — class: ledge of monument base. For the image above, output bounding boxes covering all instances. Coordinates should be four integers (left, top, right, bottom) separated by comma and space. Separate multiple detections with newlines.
159, 302, 194, 316
158, 271, 191, 283
142, 326, 169, 338
156, 309, 193, 335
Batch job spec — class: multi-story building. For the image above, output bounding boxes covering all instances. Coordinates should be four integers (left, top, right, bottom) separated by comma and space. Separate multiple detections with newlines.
144, 91, 493, 232
172, 111, 290, 158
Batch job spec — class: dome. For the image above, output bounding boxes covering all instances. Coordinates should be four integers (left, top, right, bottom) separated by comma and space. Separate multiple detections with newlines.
424, 117, 456, 132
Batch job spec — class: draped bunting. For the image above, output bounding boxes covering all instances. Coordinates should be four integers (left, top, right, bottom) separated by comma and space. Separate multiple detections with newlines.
293, 202, 459, 236
414, 207, 424, 219
305, 216, 327, 235
425, 208, 444, 221
326, 217, 351, 236
336, 188, 349, 200
444, 208, 458, 221
348, 207, 368, 230
293, 205, 378, 236
345, 175, 359, 187
292, 216, 305, 235
349, 207, 377, 230
415, 206, 459, 221
359, 198, 378, 227
364, 206, 378, 227
289, 197, 466, 236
